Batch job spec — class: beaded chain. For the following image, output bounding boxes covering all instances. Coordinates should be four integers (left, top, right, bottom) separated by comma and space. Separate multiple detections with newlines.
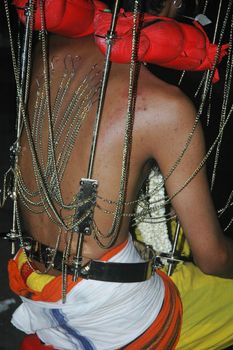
1, 0, 233, 294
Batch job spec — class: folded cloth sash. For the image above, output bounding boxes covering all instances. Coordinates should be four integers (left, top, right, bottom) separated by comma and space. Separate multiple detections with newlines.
19, 269, 181, 350
8, 239, 128, 302
10, 237, 181, 349
123, 269, 182, 350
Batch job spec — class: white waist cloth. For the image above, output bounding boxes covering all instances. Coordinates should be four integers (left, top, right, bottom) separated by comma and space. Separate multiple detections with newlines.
12, 236, 165, 350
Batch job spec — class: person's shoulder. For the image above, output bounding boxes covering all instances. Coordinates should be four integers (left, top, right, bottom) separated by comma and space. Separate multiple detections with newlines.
137, 66, 197, 128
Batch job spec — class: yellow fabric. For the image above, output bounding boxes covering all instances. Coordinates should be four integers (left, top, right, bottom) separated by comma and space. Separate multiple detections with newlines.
135, 227, 144, 242
170, 220, 191, 258
168, 221, 233, 349
18, 249, 28, 270
172, 262, 233, 350
18, 250, 55, 292
17, 236, 233, 349
137, 221, 233, 349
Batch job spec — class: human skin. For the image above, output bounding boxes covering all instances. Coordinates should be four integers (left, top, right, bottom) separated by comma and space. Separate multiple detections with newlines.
18, 0, 233, 278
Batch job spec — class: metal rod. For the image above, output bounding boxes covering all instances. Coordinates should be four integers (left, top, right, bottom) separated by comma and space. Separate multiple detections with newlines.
72, 234, 84, 282
9, 0, 34, 254
202, 0, 223, 99
72, 1, 121, 279
213, 0, 223, 45
167, 220, 181, 276
87, 0, 120, 179
20, 2, 32, 91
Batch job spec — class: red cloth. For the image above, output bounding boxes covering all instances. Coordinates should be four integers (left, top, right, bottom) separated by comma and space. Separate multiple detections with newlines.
20, 334, 54, 350
13, 0, 101, 37
12, 0, 227, 81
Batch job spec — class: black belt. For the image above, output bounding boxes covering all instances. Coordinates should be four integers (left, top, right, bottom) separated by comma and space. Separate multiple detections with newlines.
26, 239, 158, 283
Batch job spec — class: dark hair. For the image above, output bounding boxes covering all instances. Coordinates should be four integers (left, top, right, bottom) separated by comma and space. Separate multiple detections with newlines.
101, 0, 166, 15
122, 0, 165, 14
101, 1, 201, 17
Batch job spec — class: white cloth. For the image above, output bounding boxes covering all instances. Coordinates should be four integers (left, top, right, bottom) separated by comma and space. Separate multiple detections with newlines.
12, 236, 165, 350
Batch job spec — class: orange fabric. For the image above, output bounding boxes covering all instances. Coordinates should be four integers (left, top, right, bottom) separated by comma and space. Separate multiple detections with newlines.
100, 239, 128, 261
123, 270, 182, 350
8, 258, 77, 301
18, 269, 182, 350
8, 239, 128, 302
20, 334, 54, 350
21, 261, 36, 283
11, 240, 182, 349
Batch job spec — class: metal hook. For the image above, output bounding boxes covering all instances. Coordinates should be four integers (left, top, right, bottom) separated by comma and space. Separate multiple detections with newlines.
50, 56, 60, 73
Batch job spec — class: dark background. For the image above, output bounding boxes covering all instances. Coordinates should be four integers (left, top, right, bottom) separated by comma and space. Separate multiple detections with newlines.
0, 1, 233, 349
0, 8, 24, 349
0, 3, 24, 348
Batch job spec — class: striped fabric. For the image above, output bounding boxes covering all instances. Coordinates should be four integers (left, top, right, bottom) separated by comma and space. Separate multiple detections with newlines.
19, 269, 182, 350
9, 240, 181, 350
123, 270, 182, 350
